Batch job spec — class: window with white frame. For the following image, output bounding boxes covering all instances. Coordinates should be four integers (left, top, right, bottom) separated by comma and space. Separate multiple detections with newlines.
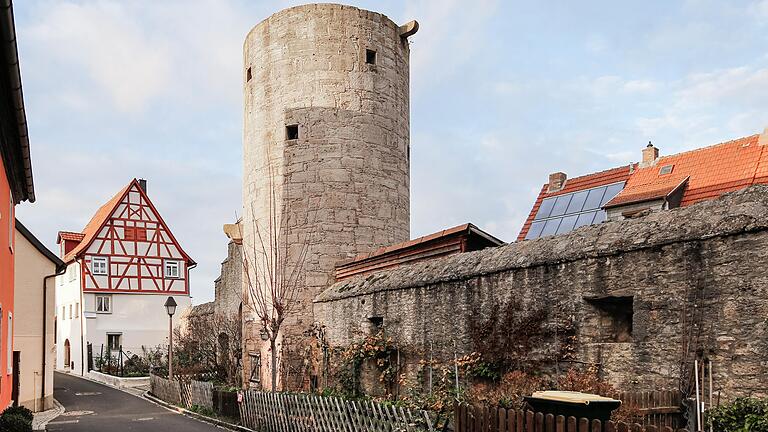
91, 257, 108, 275
164, 260, 181, 278
96, 295, 112, 313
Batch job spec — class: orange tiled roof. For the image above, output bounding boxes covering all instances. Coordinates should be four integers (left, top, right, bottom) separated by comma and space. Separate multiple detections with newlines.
516, 166, 633, 241
57, 231, 85, 243
62, 182, 133, 262
517, 131, 768, 241
605, 134, 767, 208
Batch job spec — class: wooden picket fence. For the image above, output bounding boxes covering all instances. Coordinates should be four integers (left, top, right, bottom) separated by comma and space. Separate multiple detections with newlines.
609, 391, 683, 429
454, 405, 688, 432
239, 391, 438, 432
150, 374, 214, 410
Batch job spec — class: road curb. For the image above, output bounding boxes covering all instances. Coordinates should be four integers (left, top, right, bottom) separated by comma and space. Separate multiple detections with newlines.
32, 398, 65, 431
143, 391, 251, 432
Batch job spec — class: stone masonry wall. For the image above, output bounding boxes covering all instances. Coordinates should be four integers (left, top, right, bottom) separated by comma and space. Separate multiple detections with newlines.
315, 186, 768, 399
242, 4, 413, 389
213, 240, 242, 318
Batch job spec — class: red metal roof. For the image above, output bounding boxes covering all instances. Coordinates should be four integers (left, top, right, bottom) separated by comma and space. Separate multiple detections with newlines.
516, 166, 633, 241
517, 131, 768, 241
335, 223, 504, 281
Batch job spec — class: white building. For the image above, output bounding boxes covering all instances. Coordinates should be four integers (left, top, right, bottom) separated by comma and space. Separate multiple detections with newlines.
55, 179, 194, 375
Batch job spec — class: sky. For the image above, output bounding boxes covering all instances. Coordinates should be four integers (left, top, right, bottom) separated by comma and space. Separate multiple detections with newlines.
13, 0, 768, 304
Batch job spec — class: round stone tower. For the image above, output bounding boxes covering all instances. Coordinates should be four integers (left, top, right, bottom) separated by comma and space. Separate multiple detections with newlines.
242, 4, 417, 389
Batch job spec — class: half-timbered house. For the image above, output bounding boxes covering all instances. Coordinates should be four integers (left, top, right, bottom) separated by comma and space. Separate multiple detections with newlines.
55, 179, 194, 375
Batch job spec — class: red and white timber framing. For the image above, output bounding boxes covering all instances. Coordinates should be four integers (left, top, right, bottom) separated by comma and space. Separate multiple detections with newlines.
78, 181, 192, 294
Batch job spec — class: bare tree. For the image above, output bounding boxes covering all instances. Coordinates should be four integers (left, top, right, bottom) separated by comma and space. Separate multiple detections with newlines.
174, 311, 243, 385
241, 166, 311, 392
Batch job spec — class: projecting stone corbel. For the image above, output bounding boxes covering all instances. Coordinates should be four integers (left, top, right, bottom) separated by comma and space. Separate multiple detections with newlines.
399, 20, 419, 38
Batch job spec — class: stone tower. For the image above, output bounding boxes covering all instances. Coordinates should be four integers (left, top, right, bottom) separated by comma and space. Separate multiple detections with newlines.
242, 4, 417, 389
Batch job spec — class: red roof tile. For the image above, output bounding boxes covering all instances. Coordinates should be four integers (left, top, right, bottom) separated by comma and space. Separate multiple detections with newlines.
606, 134, 765, 208
517, 131, 768, 241
516, 166, 633, 241
60, 179, 195, 265
57, 231, 85, 243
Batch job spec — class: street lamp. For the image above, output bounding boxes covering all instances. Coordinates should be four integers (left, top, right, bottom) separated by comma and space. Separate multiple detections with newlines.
164, 296, 177, 380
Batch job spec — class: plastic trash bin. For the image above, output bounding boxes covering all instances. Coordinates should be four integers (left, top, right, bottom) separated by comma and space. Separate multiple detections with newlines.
523, 391, 622, 421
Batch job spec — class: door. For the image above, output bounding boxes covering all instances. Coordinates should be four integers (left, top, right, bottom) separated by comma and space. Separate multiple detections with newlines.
11, 351, 19, 407
64, 339, 71, 369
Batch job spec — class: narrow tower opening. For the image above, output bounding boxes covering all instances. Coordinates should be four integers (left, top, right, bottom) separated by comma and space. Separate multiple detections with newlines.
286, 124, 299, 140
246, 67, 252, 82
365, 49, 377, 65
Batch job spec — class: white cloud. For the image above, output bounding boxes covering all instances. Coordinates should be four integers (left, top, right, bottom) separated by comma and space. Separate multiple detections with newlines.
26, 2, 172, 113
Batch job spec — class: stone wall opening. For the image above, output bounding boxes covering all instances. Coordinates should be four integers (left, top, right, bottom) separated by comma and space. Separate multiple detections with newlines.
285, 124, 298, 140
586, 296, 633, 343
365, 49, 377, 65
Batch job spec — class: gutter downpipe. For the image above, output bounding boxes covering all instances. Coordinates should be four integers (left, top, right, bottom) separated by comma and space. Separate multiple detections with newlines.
42, 265, 65, 410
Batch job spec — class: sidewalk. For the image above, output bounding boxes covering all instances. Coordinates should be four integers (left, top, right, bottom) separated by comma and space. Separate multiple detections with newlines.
32, 399, 64, 431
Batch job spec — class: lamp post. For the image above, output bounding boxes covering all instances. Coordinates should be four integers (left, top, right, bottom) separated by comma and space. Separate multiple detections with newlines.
164, 296, 177, 380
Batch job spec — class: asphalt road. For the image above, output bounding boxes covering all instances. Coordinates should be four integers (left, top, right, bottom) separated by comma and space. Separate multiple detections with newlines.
50, 372, 223, 431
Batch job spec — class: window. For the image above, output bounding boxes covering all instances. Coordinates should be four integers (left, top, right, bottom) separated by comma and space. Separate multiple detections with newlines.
91, 257, 108, 275
68, 304, 72, 319
62, 306, 66, 320
107, 333, 122, 351
659, 164, 674, 175
124, 227, 135, 241
365, 48, 377, 65
526, 181, 625, 240
246, 66, 252, 82
7, 312, 11, 374
96, 295, 112, 313
136, 228, 147, 241
165, 260, 181, 279
249, 353, 261, 383
75, 303, 79, 318
286, 124, 299, 140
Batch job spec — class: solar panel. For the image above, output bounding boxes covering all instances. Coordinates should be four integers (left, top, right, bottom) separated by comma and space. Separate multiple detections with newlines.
556, 214, 579, 234
549, 194, 572, 217
540, 218, 561, 237
583, 187, 606, 210
601, 183, 624, 206
525, 182, 625, 240
565, 190, 588, 214
525, 221, 545, 240
534, 198, 556, 220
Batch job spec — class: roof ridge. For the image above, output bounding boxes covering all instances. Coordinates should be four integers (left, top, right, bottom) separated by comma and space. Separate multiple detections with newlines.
560, 164, 633, 183
656, 134, 759, 163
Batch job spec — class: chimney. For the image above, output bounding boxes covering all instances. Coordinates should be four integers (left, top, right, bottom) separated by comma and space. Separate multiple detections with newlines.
548, 172, 567, 193
759, 127, 768, 146
641, 141, 659, 166
138, 178, 147, 193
